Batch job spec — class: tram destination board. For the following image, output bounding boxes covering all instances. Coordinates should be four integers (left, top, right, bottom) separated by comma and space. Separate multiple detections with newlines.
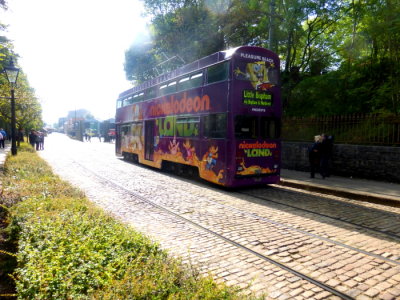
243, 90, 273, 106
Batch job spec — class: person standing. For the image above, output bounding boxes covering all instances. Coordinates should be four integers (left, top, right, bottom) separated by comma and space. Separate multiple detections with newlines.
35, 132, 41, 150
0, 128, 6, 148
17, 128, 24, 146
38, 132, 45, 150
309, 135, 322, 178
29, 130, 37, 148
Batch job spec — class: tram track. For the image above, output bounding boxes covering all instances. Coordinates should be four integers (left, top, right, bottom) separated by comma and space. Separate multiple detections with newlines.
72, 160, 354, 300
71, 153, 400, 263
239, 189, 400, 241
64, 157, 400, 300
148, 164, 400, 245
36, 134, 400, 299
71, 155, 400, 262
115, 161, 400, 265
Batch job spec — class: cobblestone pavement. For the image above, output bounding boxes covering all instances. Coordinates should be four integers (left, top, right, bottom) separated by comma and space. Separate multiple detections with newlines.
39, 134, 400, 300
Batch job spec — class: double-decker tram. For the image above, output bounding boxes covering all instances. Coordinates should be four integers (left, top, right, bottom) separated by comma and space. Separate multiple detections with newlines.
115, 46, 281, 187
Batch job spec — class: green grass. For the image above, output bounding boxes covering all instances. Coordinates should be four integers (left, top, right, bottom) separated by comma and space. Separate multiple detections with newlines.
0, 144, 252, 299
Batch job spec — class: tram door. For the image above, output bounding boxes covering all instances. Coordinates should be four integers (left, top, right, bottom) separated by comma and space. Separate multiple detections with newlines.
115, 125, 122, 155
144, 120, 155, 161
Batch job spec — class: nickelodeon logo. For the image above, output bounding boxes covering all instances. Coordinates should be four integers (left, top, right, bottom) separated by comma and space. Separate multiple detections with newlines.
150, 92, 211, 117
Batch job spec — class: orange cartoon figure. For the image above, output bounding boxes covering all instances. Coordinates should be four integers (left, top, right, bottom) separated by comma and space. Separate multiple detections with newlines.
237, 158, 275, 176
183, 139, 195, 163
204, 145, 218, 170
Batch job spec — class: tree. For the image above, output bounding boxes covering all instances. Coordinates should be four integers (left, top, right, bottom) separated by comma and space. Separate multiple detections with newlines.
125, 0, 225, 80
128, 0, 399, 115
124, 39, 159, 83
0, 2, 43, 131
0, 71, 43, 131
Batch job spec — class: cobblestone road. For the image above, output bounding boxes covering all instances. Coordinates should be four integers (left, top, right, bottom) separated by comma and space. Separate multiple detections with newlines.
39, 133, 400, 300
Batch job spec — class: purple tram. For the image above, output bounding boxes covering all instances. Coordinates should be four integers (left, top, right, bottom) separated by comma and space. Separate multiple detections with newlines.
115, 46, 281, 187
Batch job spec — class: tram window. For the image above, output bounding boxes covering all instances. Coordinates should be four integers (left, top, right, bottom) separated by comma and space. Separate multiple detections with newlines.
207, 61, 230, 84
235, 115, 258, 139
133, 92, 144, 103
260, 117, 281, 139
135, 92, 144, 102
145, 86, 158, 100
121, 125, 130, 135
177, 72, 203, 91
166, 81, 176, 94
177, 76, 190, 91
159, 84, 168, 96
190, 72, 203, 88
176, 117, 199, 137
157, 117, 175, 137
126, 96, 133, 105
160, 81, 177, 96
203, 113, 226, 138
117, 99, 123, 108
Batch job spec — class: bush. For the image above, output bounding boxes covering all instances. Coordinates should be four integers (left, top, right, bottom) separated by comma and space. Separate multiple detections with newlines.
2, 144, 248, 299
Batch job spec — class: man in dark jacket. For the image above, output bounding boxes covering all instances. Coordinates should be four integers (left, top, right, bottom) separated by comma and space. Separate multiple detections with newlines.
29, 130, 37, 148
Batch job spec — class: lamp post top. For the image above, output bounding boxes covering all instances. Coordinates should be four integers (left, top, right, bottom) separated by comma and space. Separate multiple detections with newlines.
3, 58, 20, 86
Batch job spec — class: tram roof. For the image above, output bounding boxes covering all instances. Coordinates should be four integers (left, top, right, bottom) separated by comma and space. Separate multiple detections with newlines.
118, 46, 267, 99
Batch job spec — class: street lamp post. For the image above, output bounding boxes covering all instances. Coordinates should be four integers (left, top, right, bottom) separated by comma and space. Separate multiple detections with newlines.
3, 59, 20, 155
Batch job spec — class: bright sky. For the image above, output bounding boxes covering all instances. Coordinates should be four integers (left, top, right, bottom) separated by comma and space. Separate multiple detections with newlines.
0, 0, 148, 125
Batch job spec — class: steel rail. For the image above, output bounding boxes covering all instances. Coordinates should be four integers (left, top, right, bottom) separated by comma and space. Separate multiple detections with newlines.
73, 160, 355, 300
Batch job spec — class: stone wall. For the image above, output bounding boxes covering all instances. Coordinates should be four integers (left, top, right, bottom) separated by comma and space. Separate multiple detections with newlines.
282, 142, 400, 183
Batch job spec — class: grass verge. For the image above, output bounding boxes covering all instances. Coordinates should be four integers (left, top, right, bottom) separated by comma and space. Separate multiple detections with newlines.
0, 144, 252, 299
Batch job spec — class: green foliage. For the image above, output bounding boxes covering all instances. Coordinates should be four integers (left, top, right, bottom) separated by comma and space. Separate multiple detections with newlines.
0, 71, 44, 131
286, 57, 399, 116
129, 0, 400, 116
2, 143, 248, 299
282, 112, 400, 145
13, 204, 161, 299
124, 39, 159, 82
126, 0, 225, 79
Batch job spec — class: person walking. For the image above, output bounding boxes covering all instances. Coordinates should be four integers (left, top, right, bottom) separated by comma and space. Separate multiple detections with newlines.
309, 135, 322, 178
0, 128, 6, 148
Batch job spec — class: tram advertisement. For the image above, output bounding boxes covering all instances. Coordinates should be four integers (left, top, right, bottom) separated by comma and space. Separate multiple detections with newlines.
235, 140, 279, 177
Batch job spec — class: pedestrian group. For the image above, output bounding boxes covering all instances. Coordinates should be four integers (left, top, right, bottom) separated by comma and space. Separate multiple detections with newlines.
29, 130, 45, 150
0, 128, 36, 150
